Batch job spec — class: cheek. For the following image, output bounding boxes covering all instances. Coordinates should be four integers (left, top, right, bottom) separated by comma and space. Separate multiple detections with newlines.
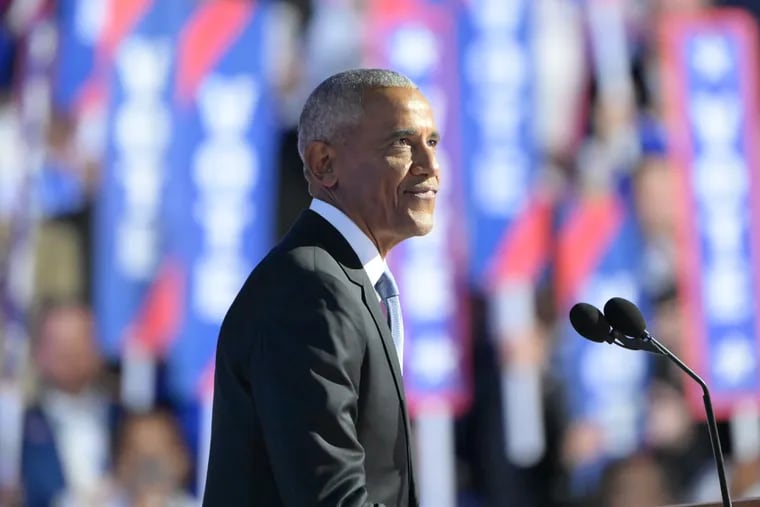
383, 157, 411, 190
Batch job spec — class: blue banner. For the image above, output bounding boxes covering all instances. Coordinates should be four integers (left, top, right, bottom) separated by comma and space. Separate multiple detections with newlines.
460, 0, 538, 288
165, 0, 278, 403
661, 10, 760, 417
94, 0, 180, 358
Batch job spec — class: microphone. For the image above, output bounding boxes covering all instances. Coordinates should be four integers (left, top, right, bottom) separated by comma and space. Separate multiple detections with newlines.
603, 297, 733, 507
569, 303, 612, 343
569, 302, 661, 354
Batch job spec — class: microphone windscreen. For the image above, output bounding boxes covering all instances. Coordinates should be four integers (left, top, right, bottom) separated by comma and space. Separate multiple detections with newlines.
569, 303, 610, 343
604, 297, 647, 337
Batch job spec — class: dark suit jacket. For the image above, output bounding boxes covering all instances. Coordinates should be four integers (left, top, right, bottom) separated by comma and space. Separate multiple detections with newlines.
21, 406, 66, 507
203, 210, 417, 507
21, 400, 118, 507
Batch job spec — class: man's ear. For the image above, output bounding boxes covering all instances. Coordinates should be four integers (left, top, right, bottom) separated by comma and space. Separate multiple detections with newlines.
304, 141, 338, 189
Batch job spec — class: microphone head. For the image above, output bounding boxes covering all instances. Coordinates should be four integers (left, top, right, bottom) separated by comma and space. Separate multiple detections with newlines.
603, 297, 647, 338
569, 303, 611, 343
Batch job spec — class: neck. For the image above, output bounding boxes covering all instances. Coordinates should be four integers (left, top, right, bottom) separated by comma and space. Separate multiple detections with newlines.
314, 193, 391, 258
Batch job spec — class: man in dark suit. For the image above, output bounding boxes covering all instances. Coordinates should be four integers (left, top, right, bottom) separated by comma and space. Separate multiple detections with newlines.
202, 68, 440, 506
20, 300, 115, 507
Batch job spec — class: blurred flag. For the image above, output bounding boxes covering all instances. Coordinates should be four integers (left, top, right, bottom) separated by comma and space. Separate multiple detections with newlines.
459, 0, 553, 468
460, 0, 549, 291
660, 8, 760, 419
165, 0, 278, 405
94, 0, 181, 361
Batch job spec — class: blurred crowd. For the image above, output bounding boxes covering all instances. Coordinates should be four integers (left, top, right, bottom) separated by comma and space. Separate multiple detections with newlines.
2, 0, 760, 506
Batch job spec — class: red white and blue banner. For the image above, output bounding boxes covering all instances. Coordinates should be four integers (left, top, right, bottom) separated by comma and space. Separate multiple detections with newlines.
660, 9, 760, 418
366, 0, 471, 416
94, 0, 181, 359
460, 0, 551, 290
556, 183, 651, 468
165, 0, 278, 404
94, 0, 278, 405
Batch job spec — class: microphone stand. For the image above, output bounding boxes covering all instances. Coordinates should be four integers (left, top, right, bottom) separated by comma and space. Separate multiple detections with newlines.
643, 332, 732, 507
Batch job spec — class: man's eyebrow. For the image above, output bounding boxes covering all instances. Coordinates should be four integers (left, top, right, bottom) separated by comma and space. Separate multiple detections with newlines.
386, 128, 418, 141
385, 129, 441, 141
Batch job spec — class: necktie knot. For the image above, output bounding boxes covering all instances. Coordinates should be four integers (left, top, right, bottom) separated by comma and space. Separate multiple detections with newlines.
375, 270, 399, 300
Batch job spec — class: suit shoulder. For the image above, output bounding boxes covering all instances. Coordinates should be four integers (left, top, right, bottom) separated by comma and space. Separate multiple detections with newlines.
252, 243, 348, 291
224, 244, 355, 324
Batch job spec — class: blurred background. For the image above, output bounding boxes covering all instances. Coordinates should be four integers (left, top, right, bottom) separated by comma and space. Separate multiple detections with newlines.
2, 0, 760, 506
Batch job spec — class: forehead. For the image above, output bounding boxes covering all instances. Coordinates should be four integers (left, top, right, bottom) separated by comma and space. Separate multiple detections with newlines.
358, 87, 435, 129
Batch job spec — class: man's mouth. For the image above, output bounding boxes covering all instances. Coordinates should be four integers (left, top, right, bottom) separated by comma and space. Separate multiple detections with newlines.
405, 187, 438, 199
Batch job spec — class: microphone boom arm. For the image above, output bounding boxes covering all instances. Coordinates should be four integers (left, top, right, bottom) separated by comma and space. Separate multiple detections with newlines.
644, 332, 732, 507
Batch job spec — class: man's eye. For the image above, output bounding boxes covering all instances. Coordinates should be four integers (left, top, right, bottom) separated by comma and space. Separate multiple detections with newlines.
395, 137, 411, 146
427, 139, 438, 148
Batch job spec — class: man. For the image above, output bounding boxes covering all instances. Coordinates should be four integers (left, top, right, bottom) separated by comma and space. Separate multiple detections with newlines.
21, 300, 116, 507
203, 68, 440, 506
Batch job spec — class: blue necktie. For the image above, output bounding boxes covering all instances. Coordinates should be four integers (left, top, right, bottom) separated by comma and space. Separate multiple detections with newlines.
375, 269, 404, 372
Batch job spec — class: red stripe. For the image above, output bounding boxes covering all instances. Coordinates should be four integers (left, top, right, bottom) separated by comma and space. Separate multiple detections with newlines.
73, 77, 106, 114
364, 0, 426, 63
75, 0, 152, 113
487, 197, 552, 286
733, 10, 760, 418
198, 360, 216, 399
555, 193, 624, 310
98, 0, 153, 64
369, 0, 418, 20
176, 0, 254, 104
128, 260, 185, 357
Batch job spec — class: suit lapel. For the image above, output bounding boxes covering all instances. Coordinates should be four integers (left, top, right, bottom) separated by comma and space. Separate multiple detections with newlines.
342, 264, 406, 403
342, 259, 417, 505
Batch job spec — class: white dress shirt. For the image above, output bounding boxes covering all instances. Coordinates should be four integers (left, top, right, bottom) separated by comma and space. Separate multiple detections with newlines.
42, 388, 110, 496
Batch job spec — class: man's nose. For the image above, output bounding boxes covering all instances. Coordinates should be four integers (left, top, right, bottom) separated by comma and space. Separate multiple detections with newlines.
411, 143, 440, 177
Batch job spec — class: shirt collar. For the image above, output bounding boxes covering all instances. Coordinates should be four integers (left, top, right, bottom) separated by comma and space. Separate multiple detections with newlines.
309, 198, 386, 286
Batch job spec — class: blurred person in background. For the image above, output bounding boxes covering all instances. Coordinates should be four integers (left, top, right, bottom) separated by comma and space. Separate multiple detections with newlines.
204, 68, 440, 507
642, 286, 715, 502
21, 299, 117, 507
92, 409, 194, 507
632, 134, 679, 300
595, 453, 675, 507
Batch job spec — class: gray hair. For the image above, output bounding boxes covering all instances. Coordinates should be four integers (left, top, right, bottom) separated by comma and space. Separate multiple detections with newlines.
297, 69, 417, 166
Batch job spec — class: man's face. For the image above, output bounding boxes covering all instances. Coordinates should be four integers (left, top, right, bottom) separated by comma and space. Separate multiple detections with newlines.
36, 306, 101, 394
331, 87, 440, 255
117, 415, 190, 498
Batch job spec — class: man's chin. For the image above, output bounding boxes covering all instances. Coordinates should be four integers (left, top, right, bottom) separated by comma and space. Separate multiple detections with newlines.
414, 222, 434, 236
407, 213, 434, 237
